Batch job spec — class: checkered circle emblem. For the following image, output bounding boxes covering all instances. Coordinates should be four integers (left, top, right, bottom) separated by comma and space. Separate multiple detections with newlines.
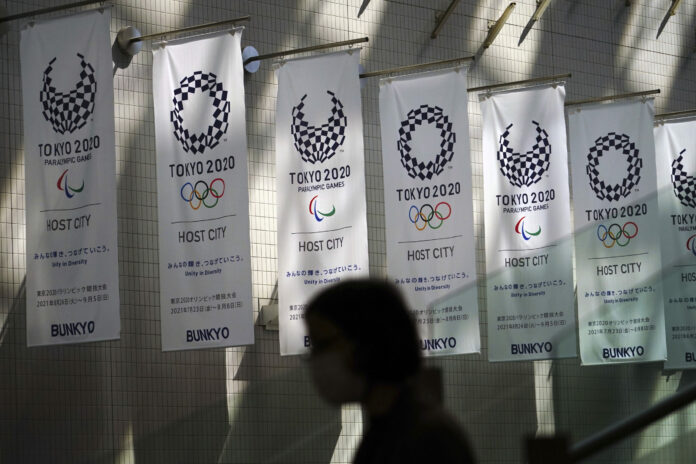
671, 149, 696, 208
586, 132, 642, 202
497, 121, 551, 187
170, 71, 230, 155
40, 53, 96, 135
397, 105, 456, 180
291, 91, 347, 164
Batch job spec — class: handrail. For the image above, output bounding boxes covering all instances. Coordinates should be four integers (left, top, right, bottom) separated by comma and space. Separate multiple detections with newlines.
527, 380, 696, 462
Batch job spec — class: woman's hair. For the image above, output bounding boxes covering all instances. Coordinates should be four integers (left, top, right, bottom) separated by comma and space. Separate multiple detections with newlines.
306, 278, 422, 383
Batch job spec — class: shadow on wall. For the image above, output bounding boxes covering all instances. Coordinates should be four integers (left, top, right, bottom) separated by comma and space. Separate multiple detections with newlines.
1, 307, 339, 464
553, 362, 696, 462
552, 360, 659, 463
547, 2, 696, 462
0, 278, 22, 463
218, 329, 341, 463
116, 327, 340, 464
0, 279, 117, 464
112, 0, 362, 457
634, 370, 696, 463
428, 353, 538, 462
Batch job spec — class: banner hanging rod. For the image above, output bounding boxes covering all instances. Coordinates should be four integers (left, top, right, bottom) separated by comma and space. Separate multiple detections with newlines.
655, 108, 696, 120
129, 16, 250, 44
566, 89, 660, 107
0, 0, 103, 23
431, 0, 461, 39
359, 55, 475, 79
469, 73, 571, 93
244, 37, 369, 66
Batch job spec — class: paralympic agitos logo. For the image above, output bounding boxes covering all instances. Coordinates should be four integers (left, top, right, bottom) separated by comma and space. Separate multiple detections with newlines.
686, 234, 696, 256
514, 216, 540, 241
57, 169, 84, 198
309, 195, 335, 222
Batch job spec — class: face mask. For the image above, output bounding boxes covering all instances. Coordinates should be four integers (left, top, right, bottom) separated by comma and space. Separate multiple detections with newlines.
310, 348, 367, 405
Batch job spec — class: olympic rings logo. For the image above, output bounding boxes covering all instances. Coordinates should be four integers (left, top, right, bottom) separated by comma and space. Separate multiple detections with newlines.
408, 202, 452, 230
686, 234, 696, 256
180, 178, 225, 210
597, 222, 638, 248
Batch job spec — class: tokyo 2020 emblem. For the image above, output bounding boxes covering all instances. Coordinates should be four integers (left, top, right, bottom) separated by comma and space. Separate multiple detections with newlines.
671, 149, 696, 208
40, 53, 96, 135
586, 132, 642, 202
398, 105, 455, 180
291, 91, 347, 164
170, 71, 230, 155
497, 121, 551, 188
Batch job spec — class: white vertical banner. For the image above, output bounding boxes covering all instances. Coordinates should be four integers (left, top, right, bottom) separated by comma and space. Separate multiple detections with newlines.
569, 100, 666, 365
655, 118, 696, 369
379, 68, 480, 356
21, 9, 120, 346
276, 51, 369, 355
480, 85, 576, 362
153, 30, 254, 351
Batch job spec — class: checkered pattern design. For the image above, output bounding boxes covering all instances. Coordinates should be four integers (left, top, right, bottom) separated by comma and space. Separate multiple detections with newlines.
497, 120, 551, 187
40, 53, 96, 135
291, 91, 347, 164
170, 71, 230, 154
397, 105, 456, 180
586, 132, 642, 202
671, 149, 696, 208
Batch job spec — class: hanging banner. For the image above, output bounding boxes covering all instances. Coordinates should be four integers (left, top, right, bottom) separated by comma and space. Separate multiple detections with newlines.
21, 9, 120, 346
480, 85, 576, 362
153, 30, 253, 351
276, 51, 369, 355
569, 100, 666, 365
655, 118, 696, 369
379, 68, 480, 356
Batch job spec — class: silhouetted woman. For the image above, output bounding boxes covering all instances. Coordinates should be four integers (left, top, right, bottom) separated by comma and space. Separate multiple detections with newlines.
305, 278, 475, 464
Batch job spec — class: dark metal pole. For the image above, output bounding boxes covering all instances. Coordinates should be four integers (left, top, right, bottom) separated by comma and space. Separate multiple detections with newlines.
656, 108, 696, 120
359, 55, 474, 79
565, 89, 660, 107
130, 16, 251, 43
244, 37, 369, 66
469, 73, 571, 93
431, 0, 461, 39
